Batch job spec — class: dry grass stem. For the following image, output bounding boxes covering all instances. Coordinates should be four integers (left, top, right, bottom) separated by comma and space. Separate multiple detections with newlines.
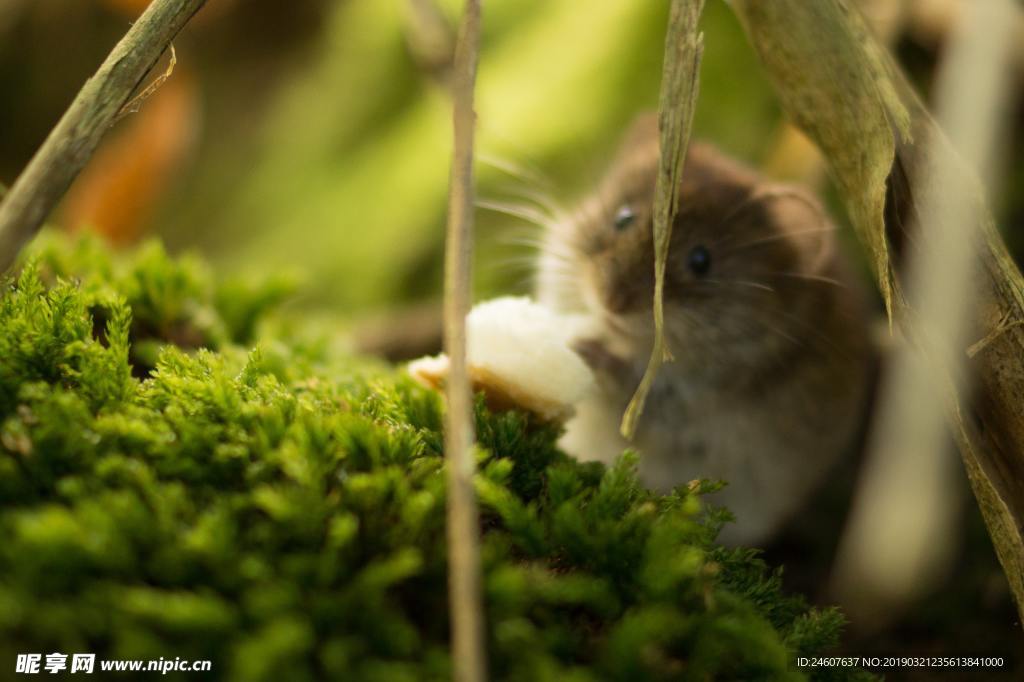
731, 0, 1024, 621
112, 45, 178, 126
831, 0, 1020, 625
621, 0, 705, 439
443, 1, 487, 680
0, 0, 207, 272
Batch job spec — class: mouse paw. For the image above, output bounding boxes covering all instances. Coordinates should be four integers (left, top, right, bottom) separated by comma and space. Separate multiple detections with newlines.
571, 338, 632, 384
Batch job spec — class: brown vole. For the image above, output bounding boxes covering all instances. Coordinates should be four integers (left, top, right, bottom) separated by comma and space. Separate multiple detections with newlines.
537, 115, 874, 545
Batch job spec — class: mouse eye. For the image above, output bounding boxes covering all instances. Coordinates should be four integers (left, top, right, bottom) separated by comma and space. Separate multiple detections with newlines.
688, 245, 711, 276
613, 205, 635, 231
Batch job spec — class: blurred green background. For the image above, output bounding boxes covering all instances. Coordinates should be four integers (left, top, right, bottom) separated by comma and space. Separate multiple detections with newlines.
0, 0, 782, 315
1, 0, 1020, 317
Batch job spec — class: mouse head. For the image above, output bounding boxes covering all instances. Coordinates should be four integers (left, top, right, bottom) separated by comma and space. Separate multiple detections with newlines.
543, 114, 839, 369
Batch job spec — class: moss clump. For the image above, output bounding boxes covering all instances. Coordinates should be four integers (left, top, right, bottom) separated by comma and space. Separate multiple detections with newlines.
0, 235, 874, 681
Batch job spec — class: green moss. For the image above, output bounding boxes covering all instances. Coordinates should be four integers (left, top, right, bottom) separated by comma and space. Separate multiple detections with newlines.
0, 235, 875, 681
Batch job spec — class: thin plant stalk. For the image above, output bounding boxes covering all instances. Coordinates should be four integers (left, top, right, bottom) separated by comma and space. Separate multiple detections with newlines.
443, 1, 487, 681
621, 0, 705, 439
0, 0, 207, 272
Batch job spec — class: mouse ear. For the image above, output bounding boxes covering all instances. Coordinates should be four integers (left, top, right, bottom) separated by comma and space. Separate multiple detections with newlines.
756, 184, 836, 276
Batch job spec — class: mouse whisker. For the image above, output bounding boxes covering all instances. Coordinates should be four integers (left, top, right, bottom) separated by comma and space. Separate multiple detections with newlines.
756, 271, 848, 288
720, 225, 839, 253
498, 235, 545, 250
700, 277, 776, 293
477, 198, 554, 228
700, 303, 802, 348
478, 151, 551, 187
533, 253, 578, 275
664, 309, 717, 356
513, 273, 543, 293
766, 324, 804, 349
494, 182, 568, 221
533, 263, 577, 283
759, 305, 854, 362
488, 254, 544, 272
677, 288, 844, 358
538, 249, 576, 266
681, 284, 849, 360
504, 239, 578, 267
499, 233, 557, 250
540, 276, 586, 311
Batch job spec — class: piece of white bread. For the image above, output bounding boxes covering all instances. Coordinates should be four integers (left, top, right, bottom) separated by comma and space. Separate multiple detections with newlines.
408, 297, 594, 421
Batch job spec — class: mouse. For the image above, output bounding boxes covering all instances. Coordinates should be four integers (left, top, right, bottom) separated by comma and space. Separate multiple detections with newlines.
536, 114, 875, 545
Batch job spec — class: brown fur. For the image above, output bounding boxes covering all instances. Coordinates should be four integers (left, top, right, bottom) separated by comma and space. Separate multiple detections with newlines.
538, 114, 874, 544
